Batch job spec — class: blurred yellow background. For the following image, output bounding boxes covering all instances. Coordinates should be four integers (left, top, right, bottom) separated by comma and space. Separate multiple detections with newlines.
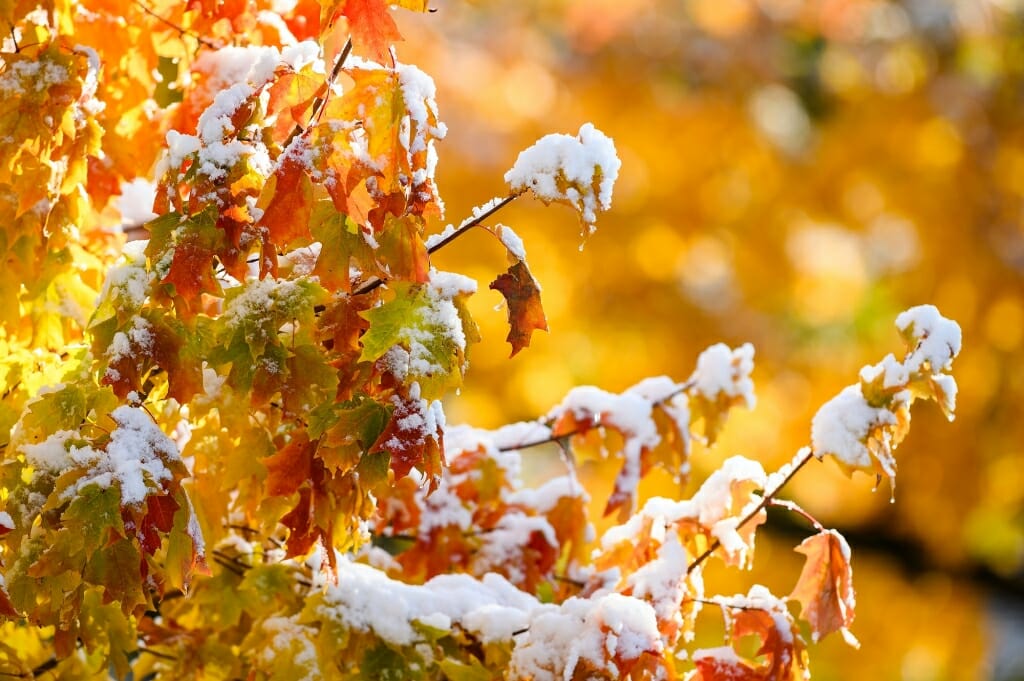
396, 1, 1024, 679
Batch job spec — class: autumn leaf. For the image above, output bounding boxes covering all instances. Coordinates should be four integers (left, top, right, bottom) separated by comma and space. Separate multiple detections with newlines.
264, 436, 318, 498
489, 260, 548, 357
370, 387, 443, 484
789, 529, 860, 647
258, 145, 315, 249
342, 0, 403, 63
690, 648, 761, 681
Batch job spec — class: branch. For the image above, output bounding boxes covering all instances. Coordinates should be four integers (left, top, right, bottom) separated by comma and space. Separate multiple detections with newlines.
352, 193, 521, 296
307, 38, 353, 129
496, 379, 694, 453
686, 448, 816, 575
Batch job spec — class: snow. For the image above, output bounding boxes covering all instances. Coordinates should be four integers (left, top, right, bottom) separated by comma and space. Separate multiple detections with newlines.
858, 353, 908, 389
625, 535, 700, 634
692, 342, 756, 408
507, 475, 588, 514
395, 62, 448, 153
21, 406, 181, 508
472, 512, 558, 584
105, 315, 155, 365
509, 593, 662, 680
495, 224, 527, 261
194, 45, 283, 89
428, 269, 477, 299
810, 384, 898, 474
548, 385, 661, 512
424, 223, 457, 251
260, 616, 320, 680
116, 179, 158, 225
715, 584, 797, 645
896, 304, 962, 373
505, 123, 621, 231
316, 559, 541, 646
599, 455, 767, 566
380, 271, 475, 381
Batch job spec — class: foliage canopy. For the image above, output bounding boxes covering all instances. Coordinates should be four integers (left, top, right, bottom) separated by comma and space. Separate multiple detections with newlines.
0, 1, 963, 679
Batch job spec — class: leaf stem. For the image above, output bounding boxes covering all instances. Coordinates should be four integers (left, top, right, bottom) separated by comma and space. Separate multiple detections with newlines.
686, 448, 815, 575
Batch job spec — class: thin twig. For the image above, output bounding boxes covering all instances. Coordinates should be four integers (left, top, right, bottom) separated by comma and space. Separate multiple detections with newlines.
683, 597, 761, 612
496, 379, 694, 453
352, 193, 521, 296
768, 497, 823, 531
132, 0, 219, 49
686, 448, 815, 575
309, 39, 353, 128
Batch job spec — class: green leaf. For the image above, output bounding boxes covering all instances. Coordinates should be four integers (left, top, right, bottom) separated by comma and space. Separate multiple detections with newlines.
83, 539, 147, 614
360, 644, 425, 681
78, 589, 136, 679
22, 384, 87, 432
439, 658, 493, 681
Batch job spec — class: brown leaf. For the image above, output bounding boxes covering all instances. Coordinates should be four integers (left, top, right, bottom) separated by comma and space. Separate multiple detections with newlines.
489, 260, 548, 357
789, 529, 859, 646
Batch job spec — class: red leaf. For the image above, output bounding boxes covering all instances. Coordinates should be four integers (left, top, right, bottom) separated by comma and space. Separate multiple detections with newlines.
489, 260, 548, 357
0, 588, 18, 618
163, 234, 221, 317
139, 494, 181, 557
789, 529, 859, 646
280, 487, 319, 557
370, 391, 443, 486
342, 0, 402, 63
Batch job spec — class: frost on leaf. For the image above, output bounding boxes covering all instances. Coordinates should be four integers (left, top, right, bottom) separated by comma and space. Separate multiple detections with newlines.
509, 593, 666, 680
811, 305, 960, 490
370, 383, 445, 486
548, 385, 661, 518
691, 586, 809, 681
505, 123, 621, 237
789, 529, 859, 647
689, 342, 756, 446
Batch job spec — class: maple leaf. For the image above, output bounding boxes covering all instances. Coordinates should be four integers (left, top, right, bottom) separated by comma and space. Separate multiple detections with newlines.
690, 648, 762, 681
789, 529, 860, 647
370, 387, 444, 485
153, 211, 224, 318
341, 0, 403, 63
257, 146, 315, 249
264, 436, 317, 498
489, 260, 548, 357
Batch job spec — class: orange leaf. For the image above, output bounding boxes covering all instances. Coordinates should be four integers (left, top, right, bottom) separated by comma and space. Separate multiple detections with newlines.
258, 149, 315, 248
489, 260, 548, 357
789, 529, 859, 646
690, 648, 762, 681
342, 0, 402, 62
265, 437, 316, 497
